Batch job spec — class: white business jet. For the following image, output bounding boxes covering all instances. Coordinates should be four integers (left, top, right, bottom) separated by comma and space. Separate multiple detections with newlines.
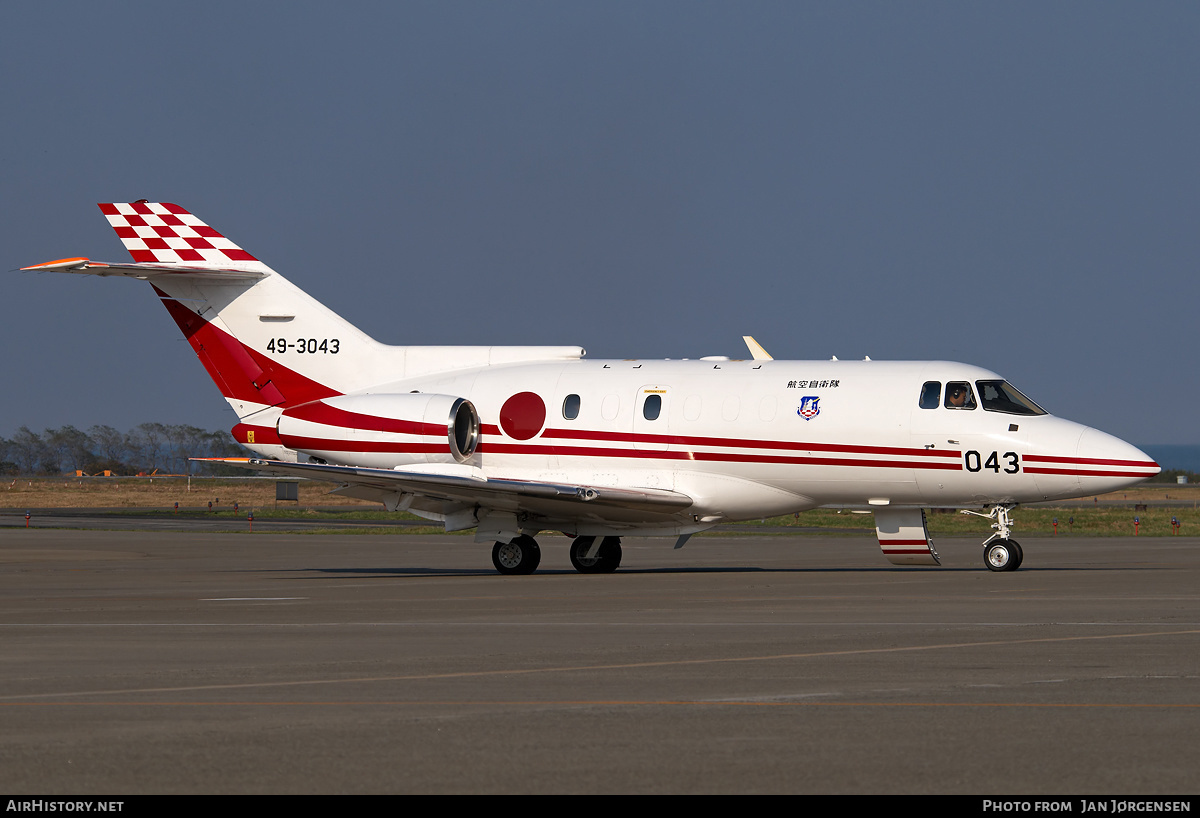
23, 203, 1160, 574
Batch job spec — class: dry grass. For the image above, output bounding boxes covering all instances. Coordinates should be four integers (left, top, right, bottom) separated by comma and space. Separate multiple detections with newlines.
0, 476, 375, 510
2, 477, 1196, 537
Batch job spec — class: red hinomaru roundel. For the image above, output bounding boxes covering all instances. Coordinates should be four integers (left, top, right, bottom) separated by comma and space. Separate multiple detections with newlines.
499, 392, 546, 440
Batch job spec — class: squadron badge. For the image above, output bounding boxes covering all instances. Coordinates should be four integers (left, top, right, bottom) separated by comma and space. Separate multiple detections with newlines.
797, 396, 821, 420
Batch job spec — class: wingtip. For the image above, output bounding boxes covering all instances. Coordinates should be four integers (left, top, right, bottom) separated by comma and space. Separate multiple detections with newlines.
20, 257, 92, 271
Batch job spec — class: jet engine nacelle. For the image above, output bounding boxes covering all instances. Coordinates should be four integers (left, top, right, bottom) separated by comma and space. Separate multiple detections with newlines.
277, 392, 480, 468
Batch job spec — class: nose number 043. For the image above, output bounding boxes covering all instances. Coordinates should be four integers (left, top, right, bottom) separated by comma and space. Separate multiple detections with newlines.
965, 450, 1020, 474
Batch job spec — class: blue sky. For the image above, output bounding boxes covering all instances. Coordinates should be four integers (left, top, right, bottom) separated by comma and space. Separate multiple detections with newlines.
3, 2, 1197, 444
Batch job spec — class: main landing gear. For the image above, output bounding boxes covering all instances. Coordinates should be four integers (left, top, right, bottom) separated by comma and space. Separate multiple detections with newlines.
568, 536, 622, 574
961, 504, 1023, 572
490, 535, 623, 575
491, 535, 541, 575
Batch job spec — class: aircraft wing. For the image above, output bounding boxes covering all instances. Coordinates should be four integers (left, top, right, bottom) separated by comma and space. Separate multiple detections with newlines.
199, 458, 694, 516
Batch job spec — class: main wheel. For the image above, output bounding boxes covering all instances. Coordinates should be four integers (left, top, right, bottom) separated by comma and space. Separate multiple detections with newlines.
569, 536, 622, 574
984, 539, 1021, 572
492, 535, 541, 575
600, 536, 623, 571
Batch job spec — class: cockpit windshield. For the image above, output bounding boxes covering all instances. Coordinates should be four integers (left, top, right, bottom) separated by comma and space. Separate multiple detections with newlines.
975, 380, 1047, 416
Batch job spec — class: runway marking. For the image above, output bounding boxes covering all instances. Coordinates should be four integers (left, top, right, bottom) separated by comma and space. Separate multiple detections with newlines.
1, 700, 1198, 709
199, 598, 307, 601
4, 620, 1200, 627
0, 627, 1196, 702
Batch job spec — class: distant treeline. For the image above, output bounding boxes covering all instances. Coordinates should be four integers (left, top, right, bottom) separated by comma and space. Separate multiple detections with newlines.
0, 424, 247, 476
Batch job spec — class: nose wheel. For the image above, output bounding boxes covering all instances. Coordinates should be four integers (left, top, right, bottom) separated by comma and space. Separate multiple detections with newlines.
962, 504, 1026, 572
492, 535, 541, 575
984, 539, 1023, 572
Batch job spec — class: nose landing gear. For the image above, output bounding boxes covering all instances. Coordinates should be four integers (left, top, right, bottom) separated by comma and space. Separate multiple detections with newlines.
984, 538, 1023, 572
961, 504, 1024, 572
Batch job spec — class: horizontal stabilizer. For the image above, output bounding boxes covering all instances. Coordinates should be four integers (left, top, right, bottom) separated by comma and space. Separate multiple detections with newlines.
20, 257, 267, 281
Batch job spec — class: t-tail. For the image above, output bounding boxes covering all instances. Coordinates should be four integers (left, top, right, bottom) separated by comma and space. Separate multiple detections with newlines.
23, 202, 583, 459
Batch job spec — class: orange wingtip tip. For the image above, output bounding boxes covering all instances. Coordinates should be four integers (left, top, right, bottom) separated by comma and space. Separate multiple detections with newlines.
190, 457, 252, 462
20, 257, 91, 271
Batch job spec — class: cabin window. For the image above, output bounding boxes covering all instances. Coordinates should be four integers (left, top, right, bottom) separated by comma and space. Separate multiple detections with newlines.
721, 395, 740, 422
643, 394, 662, 421
945, 381, 977, 410
919, 381, 941, 409
562, 394, 581, 420
975, 380, 1047, 416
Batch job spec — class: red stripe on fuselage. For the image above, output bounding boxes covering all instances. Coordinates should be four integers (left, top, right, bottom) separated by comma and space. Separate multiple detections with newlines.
281, 400, 447, 437
1023, 454, 1159, 468
286, 435, 963, 471
1023, 466, 1160, 478
481, 442, 962, 470
277, 437, 448, 454
315, 418, 959, 465
539, 427, 959, 459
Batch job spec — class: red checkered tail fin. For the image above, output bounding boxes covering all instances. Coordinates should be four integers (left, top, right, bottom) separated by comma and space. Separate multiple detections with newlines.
98, 201, 269, 271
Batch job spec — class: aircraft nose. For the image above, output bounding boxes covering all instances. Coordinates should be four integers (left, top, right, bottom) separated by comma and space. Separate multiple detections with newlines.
1076, 427, 1160, 485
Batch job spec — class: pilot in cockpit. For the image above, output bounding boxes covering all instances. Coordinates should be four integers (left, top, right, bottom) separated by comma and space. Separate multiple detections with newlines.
946, 383, 975, 409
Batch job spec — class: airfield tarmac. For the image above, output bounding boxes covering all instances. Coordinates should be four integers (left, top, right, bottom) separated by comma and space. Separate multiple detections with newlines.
1, 529, 1197, 794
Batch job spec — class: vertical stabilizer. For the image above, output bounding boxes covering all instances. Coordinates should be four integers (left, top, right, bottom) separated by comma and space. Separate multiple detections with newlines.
98, 201, 264, 267
94, 202, 391, 431
25, 202, 587, 458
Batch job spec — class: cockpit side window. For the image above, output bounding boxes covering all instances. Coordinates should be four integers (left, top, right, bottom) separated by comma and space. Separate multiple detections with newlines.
919, 381, 941, 409
975, 380, 1047, 416
944, 381, 977, 410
